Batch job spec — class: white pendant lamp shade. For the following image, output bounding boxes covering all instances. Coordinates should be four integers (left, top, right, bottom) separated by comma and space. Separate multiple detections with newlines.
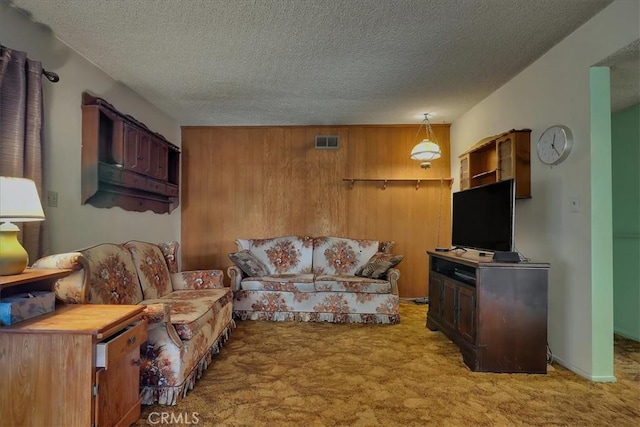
410, 138, 442, 161
410, 113, 442, 167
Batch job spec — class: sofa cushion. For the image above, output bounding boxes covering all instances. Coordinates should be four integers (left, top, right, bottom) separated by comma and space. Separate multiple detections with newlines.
228, 249, 270, 277
125, 241, 173, 299
314, 274, 392, 294
240, 274, 316, 292
355, 252, 404, 279
236, 236, 313, 274
144, 288, 233, 341
312, 237, 379, 275
79, 243, 144, 305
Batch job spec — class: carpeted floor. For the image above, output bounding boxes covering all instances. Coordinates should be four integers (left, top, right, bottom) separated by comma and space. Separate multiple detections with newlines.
135, 303, 640, 426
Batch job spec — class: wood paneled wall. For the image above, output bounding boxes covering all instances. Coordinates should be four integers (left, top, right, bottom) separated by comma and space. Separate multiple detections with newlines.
181, 125, 451, 298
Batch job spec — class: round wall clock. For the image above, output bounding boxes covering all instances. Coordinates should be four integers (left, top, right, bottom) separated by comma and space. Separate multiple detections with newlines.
537, 125, 574, 166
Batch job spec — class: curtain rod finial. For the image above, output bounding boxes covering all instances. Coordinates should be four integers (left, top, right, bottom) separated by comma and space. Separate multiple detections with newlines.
42, 69, 59, 83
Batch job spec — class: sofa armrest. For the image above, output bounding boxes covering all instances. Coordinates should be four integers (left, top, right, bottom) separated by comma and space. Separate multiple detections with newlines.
170, 270, 224, 290
31, 252, 88, 303
386, 268, 400, 296
139, 302, 183, 348
31, 252, 82, 270
140, 302, 171, 325
227, 265, 243, 292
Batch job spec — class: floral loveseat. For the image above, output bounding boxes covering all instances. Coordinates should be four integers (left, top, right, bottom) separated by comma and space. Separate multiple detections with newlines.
32, 240, 234, 405
228, 236, 402, 324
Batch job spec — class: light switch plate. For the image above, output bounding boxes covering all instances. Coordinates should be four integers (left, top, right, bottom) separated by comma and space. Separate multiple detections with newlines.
569, 195, 579, 213
47, 191, 58, 207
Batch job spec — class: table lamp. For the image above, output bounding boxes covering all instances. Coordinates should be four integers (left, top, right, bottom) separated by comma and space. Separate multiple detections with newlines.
0, 177, 45, 275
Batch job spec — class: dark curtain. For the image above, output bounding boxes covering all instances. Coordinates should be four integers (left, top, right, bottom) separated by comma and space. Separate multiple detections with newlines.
0, 45, 45, 263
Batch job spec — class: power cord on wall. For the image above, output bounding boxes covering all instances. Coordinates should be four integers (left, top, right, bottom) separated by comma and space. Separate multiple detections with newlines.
547, 342, 553, 365
436, 177, 444, 249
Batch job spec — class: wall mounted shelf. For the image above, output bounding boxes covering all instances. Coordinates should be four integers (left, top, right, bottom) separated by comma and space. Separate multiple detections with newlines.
81, 92, 180, 214
459, 129, 531, 198
343, 178, 453, 190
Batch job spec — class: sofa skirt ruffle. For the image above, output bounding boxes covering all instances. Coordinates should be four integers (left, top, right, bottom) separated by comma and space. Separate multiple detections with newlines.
140, 319, 236, 406
234, 310, 400, 324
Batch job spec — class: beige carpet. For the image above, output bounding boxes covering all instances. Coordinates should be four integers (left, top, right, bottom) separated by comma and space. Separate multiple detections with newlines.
135, 303, 639, 426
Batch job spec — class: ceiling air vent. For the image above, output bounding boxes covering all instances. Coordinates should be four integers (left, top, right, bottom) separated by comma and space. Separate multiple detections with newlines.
315, 135, 339, 149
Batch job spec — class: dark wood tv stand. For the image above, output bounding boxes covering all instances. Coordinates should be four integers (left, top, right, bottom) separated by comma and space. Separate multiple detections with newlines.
426, 250, 549, 373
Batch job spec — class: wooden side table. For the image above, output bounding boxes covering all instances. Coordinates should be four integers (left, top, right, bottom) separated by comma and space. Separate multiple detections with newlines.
0, 275, 147, 427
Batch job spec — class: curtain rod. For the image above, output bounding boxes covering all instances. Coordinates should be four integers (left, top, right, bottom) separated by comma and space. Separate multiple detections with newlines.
42, 68, 59, 83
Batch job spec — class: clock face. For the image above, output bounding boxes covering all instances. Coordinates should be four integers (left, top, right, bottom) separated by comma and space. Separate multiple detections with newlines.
537, 125, 573, 165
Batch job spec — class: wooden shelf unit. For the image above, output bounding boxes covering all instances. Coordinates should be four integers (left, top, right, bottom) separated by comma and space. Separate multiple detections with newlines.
81, 92, 180, 214
459, 129, 531, 198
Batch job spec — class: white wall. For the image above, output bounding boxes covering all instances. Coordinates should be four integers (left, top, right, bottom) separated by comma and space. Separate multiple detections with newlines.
1, 1, 182, 253
450, 0, 639, 379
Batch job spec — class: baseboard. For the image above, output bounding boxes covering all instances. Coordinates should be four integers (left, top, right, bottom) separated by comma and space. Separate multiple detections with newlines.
551, 355, 617, 383
614, 329, 640, 342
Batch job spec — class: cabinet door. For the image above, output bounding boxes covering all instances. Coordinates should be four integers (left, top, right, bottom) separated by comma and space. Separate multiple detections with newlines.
460, 155, 470, 190
457, 285, 476, 343
95, 347, 142, 427
429, 274, 443, 318
496, 135, 514, 181
149, 138, 169, 180
137, 132, 152, 175
95, 322, 146, 427
442, 279, 457, 331
123, 123, 140, 170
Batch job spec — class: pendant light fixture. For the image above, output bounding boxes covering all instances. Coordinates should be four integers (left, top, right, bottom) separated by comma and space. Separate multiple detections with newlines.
410, 113, 441, 168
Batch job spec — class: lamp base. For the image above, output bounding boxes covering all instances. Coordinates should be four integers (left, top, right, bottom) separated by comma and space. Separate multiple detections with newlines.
0, 222, 28, 276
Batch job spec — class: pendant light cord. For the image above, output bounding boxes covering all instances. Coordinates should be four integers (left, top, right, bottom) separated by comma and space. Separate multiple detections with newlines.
412, 113, 435, 143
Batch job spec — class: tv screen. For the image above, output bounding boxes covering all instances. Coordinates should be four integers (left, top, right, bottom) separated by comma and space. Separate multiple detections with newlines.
451, 179, 515, 252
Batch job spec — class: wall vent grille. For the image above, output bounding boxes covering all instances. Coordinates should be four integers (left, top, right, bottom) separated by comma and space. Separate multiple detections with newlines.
315, 135, 339, 149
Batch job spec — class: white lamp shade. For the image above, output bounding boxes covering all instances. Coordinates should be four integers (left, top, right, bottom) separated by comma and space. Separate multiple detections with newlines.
410, 139, 442, 162
0, 177, 45, 222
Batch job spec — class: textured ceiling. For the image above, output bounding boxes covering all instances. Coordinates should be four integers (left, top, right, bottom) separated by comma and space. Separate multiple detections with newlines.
8, 0, 625, 126
598, 39, 640, 113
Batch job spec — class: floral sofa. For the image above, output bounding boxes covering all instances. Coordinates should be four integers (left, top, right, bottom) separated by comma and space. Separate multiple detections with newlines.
228, 236, 402, 324
32, 240, 234, 406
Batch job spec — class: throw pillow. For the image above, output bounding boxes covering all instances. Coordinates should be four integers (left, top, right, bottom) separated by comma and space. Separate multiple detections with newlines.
355, 252, 404, 279
229, 250, 270, 277
379, 240, 396, 253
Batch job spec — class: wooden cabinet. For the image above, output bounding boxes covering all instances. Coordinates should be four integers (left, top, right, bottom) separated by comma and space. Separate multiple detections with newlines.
0, 300, 146, 427
81, 92, 180, 214
459, 129, 531, 198
426, 251, 549, 373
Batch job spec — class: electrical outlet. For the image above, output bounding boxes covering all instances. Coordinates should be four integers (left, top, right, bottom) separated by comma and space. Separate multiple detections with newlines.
47, 191, 58, 207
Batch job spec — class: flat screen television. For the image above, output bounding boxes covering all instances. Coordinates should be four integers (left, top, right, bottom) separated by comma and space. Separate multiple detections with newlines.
451, 179, 515, 252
